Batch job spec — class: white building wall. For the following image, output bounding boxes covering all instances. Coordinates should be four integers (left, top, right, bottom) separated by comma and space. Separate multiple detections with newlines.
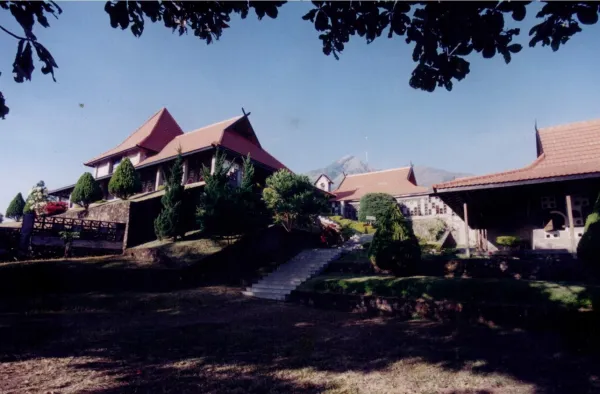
315, 175, 331, 192
95, 160, 111, 178
127, 150, 141, 165
395, 195, 479, 248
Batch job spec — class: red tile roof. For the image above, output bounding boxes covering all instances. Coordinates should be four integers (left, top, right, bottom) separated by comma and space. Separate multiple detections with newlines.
434, 118, 600, 191
333, 167, 429, 201
136, 115, 287, 171
84, 108, 183, 166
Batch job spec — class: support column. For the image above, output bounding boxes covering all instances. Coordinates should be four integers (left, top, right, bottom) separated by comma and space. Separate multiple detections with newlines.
210, 155, 216, 175
155, 167, 163, 190
182, 159, 189, 185
463, 202, 471, 258
566, 195, 576, 254
340, 201, 346, 218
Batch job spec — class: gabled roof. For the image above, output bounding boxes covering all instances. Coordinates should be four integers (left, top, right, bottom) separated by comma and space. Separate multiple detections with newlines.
434, 118, 600, 191
333, 167, 429, 201
314, 173, 334, 185
136, 115, 287, 171
84, 108, 183, 166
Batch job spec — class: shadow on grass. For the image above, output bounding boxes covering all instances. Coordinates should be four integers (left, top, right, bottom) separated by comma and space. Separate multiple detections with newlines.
1, 286, 600, 393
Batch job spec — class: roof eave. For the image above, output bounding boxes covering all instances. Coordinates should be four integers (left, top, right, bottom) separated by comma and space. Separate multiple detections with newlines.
434, 172, 600, 193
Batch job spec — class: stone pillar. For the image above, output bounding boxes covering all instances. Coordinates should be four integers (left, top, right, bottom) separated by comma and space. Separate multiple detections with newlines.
463, 202, 471, 258
566, 195, 576, 254
19, 213, 35, 257
182, 159, 188, 185
155, 167, 163, 190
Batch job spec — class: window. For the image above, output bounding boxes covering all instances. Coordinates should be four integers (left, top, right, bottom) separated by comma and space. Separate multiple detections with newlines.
541, 196, 556, 210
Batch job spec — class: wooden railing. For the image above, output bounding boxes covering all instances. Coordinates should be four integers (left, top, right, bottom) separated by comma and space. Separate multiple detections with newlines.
32, 216, 126, 242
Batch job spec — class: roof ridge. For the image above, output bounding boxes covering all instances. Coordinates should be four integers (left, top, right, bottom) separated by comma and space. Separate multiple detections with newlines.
539, 118, 600, 133
181, 115, 243, 137
434, 154, 546, 188
346, 166, 411, 177
84, 107, 167, 165
137, 107, 182, 148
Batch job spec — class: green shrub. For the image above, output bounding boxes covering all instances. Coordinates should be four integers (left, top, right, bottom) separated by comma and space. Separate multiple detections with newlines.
340, 223, 355, 240
108, 158, 141, 200
420, 242, 442, 255
578, 193, 600, 274
329, 216, 372, 234
496, 235, 520, 248
71, 172, 103, 209
368, 203, 420, 276
6, 192, 25, 221
358, 193, 397, 223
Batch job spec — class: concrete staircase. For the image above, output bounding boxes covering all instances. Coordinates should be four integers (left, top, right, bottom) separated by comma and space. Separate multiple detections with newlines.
242, 248, 342, 301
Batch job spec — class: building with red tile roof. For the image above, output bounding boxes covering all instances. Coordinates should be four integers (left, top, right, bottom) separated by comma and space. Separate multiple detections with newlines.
434, 118, 600, 254
330, 166, 476, 249
49, 108, 287, 202
333, 167, 428, 202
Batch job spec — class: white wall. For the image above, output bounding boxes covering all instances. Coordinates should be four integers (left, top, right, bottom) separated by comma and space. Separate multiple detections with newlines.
127, 150, 141, 165
315, 175, 331, 192
532, 227, 584, 251
95, 160, 111, 178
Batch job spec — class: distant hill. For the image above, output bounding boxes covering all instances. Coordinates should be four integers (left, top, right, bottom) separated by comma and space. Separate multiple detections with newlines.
306, 156, 471, 189
306, 155, 376, 187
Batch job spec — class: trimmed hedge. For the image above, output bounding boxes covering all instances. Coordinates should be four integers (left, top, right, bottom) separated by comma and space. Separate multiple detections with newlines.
358, 193, 397, 222
578, 193, 600, 275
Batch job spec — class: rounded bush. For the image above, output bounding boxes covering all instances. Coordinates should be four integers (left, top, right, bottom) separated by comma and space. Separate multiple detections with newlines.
578, 195, 600, 275
358, 193, 397, 223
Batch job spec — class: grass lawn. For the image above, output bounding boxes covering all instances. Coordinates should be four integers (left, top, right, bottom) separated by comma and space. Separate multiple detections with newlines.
299, 274, 600, 310
329, 216, 375, 234
2, 285, 600, 393
130, 233, 235, 267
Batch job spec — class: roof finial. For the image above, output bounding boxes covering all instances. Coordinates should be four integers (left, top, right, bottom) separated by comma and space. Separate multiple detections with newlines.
242, 107, 251, 117
410, 160, 414, 168
534, 118, 539, 132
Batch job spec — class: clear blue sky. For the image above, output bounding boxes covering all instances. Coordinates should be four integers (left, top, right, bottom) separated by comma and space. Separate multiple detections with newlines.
2, 2, 600, 215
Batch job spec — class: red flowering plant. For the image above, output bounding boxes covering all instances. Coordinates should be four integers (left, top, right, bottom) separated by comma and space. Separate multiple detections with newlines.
44, 201, 68, 216
320, 223, 343, 248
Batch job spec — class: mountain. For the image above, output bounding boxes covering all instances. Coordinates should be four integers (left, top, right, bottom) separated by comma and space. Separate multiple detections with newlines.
412, 166, 473, 187
306, 155, 376, 187
306, 156, 472, 189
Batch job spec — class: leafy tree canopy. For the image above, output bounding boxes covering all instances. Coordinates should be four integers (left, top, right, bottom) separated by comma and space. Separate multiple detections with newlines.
71, 172, 103, 209
6, 192, 26, 221
2, 1, 599, 119
262, 169, 328, 232
108, 157, 141, 200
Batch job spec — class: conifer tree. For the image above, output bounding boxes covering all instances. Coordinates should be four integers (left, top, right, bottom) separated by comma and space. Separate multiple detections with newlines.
154, 151, 185, 240
6, 192, 26, 221
108, 158, 141, 200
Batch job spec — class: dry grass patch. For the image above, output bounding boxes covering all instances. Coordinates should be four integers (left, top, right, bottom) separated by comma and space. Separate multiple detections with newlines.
1, 287, 599, 393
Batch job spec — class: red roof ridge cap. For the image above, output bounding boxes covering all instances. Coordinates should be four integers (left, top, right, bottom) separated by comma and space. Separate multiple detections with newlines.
182, 115, 244, 136
538, 118, 600, 133
345, 166, 411, 177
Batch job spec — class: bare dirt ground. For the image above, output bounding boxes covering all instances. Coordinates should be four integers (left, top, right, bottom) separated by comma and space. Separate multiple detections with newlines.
1, 286, 599, 394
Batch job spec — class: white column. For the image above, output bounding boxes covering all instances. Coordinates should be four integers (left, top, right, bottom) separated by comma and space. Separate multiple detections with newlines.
182, 159, 188, 185
340, 201, 346, 217
210, 155, 216, 175
463, 202, 471, 258
566, 195, 576, 254
155, 167, 163, 190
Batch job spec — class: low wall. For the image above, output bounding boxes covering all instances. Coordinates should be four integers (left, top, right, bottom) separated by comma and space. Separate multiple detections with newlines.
289, 290, 596, 329
58, 200, 131, 223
